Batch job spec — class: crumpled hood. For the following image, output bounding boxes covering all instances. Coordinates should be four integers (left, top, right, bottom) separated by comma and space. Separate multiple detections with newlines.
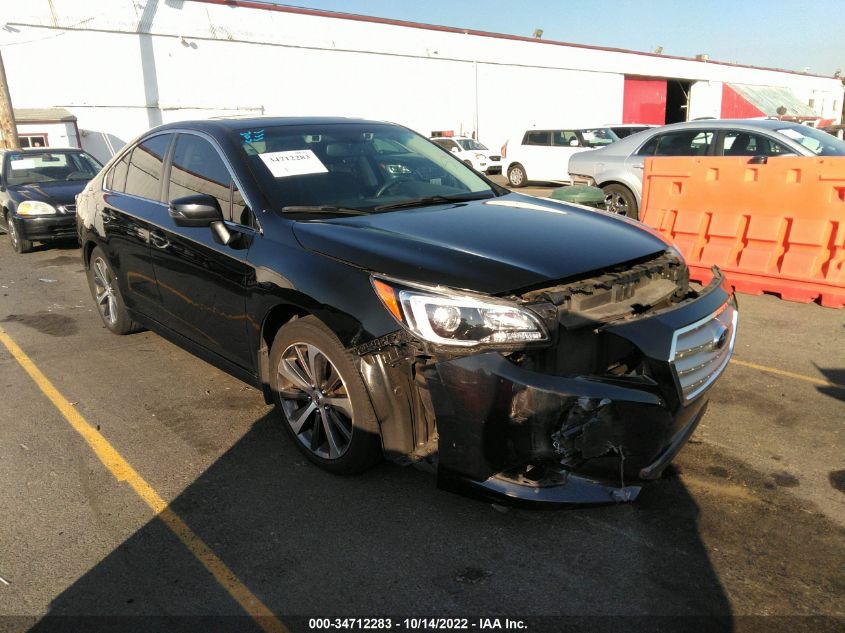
292, 193, 669, 295
9, 180, 88, 206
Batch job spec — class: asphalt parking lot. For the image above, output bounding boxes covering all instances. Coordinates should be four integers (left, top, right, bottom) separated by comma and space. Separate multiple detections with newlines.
0, 190, 843, 632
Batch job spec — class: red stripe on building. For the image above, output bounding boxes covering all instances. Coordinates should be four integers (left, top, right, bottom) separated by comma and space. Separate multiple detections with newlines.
622, 78, 667, 125
721, 84, 766, 118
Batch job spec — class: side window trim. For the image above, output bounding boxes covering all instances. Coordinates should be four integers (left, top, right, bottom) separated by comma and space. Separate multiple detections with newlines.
105, 132, 174, 200
105, 147, 130, 193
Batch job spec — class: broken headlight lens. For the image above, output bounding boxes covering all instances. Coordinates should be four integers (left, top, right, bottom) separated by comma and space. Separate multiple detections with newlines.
372, 277, 549, 347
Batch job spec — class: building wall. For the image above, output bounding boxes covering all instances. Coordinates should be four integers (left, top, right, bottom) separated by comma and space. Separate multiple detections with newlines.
688, 81, 724, 120
1, 0, 841, 163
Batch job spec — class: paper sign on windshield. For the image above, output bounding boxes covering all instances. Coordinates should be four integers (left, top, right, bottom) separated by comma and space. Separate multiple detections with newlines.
10, 159, 35, 170
259, 149, 328, 178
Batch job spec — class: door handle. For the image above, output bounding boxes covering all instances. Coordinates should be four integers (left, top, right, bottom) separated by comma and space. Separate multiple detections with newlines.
633, 164, 644, 170
149, 230, 170, 249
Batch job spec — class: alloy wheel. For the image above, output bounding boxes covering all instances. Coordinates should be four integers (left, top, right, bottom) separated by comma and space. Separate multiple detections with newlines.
92, 257, 118, 325
509, 167, 525, 186
605, 192, 629, 215
277, 342, 354, 460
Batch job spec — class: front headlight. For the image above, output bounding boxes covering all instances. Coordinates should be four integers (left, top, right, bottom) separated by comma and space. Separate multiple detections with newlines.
474, 153, 486, 161
372, 277, 548, 347
17, 201, 58, 216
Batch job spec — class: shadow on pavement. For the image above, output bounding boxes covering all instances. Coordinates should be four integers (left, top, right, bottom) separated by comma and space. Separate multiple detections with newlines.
815, 364, 845, 403
26, 411, 738, 632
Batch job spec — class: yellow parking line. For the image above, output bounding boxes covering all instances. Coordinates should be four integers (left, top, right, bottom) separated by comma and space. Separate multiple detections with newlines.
0, 328, 288, 633
731, 358, 844, 390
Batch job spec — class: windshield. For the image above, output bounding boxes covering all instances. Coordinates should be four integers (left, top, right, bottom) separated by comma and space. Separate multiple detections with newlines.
457, 139, 488, 151
579, 128, 620, 148
3, 151, 102, 186
237, 123, 497, 212
776, 125, 845, 156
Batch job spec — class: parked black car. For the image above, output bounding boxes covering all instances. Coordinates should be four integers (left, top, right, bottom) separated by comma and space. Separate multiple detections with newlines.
76, 117, 738, 505
1, 147, 103, 253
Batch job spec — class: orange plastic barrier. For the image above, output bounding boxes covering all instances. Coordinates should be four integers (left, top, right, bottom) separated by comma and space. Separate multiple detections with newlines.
640, 156, 845, 308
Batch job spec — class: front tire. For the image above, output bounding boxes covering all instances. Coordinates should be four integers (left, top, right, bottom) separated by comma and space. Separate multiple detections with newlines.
507, 163, 527, 187
86, 246, 138, 334
270, 315, 382, 475
602, 184, 639, 220
7, 216, 33, 253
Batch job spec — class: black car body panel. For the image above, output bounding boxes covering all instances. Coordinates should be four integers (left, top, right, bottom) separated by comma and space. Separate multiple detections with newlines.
292, 194, 669, 295
76, 117, 739, 506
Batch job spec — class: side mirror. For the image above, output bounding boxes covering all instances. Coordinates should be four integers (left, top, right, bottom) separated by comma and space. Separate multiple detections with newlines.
450, 147, 459, 154
169, 194, 223, 226
569, 139, 581, 147
169, 194, 232, 245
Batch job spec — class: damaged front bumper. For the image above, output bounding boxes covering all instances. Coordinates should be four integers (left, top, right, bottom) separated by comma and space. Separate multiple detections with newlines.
420, 269, 737, 506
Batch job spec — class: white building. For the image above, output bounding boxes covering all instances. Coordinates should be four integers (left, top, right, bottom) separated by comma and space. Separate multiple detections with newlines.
11, 108, 81, 149
1, 0, 842, 163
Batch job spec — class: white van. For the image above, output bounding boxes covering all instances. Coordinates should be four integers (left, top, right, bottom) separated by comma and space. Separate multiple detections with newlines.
502, 127, 619, 187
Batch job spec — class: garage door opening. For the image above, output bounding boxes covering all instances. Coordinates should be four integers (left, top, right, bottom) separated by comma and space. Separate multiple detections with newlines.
666, 80, 692, 124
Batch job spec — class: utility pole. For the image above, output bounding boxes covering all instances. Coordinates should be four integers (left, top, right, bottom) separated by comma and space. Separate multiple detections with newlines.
0, 50, 20, 150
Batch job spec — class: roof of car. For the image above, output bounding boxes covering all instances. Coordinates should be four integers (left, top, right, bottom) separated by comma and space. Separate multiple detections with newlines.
0, 147, 89, 155
155, 116, 387, 132
662, 118, 803, 130
592, 118, 813, 155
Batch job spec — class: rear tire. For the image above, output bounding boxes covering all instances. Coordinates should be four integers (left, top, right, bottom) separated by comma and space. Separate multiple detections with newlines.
86, 246, 139, 335
270, 315, 382, 475
602, 184, 639, 220
507, 163, 527, 187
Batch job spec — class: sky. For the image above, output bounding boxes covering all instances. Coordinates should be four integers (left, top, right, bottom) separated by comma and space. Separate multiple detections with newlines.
263, 0, 845, 76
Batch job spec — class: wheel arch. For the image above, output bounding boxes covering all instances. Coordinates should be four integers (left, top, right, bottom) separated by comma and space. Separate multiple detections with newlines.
257, 302, 311, 404
82, 239, 98, 269
596, 178, 641, 202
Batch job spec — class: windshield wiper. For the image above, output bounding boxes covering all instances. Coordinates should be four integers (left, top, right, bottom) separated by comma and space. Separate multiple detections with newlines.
281, 205, 368, 216
373, 192, 494, 212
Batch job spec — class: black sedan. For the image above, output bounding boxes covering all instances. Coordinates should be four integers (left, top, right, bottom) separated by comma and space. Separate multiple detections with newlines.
1, 147, 103, 253
76, 117, 738, 505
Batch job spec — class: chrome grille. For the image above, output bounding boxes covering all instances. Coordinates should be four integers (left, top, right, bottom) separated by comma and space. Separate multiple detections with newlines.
670, 301, 738, 403
59, 204, 76, 214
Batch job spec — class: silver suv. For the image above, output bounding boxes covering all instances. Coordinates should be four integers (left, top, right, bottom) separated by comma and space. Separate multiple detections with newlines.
568, 119, 845, 219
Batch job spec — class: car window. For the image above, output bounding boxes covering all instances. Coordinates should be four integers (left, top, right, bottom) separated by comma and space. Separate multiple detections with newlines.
457, 139, 487, 151
168, 134, 250, 225
577, 128, 619, 148
238, 122, 494, 212
552, 131, 579, 147
721, 132, 793, 157
432, 139, 457, 151
372, 137, 411, 155
644, 131, 714, 157
3, 150, 101, 186
775, 125, 845, 156
525, 131, 551, 146
109, 151, 132, 193
124, 135, 172, 200
613, 126, 649, 139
